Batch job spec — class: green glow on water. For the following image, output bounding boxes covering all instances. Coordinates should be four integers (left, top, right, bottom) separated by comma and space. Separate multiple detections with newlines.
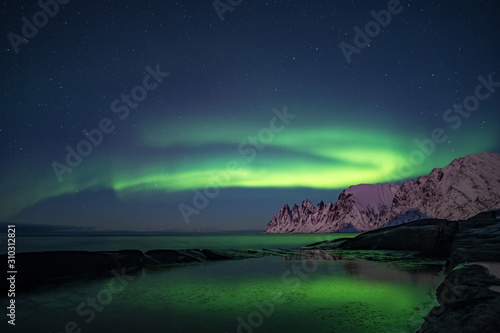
16, 256, 441, 333
128, 258, 439, 333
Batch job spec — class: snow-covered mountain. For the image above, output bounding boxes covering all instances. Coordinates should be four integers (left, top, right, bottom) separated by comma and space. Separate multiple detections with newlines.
388, 151, 500, 225
264, 152, 500, 233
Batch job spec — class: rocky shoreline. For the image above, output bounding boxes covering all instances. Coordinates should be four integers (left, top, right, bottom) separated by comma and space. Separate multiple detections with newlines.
2, 210, 499, 332
306, 209, 500, 332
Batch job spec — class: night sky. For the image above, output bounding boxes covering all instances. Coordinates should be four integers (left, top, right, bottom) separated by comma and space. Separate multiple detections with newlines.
1, 0, 499, 232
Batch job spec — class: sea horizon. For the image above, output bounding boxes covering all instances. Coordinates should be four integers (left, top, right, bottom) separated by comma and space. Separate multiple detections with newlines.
0, 233, 359, 254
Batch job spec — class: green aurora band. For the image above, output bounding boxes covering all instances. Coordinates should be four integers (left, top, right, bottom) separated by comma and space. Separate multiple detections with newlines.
1, 115, 497, 220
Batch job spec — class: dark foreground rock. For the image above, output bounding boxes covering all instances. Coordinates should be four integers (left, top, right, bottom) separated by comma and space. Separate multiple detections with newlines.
417, 264, 500, 333
3, 250, 143, 291
142, 248, 297, 268
0, 248, 298, 291
308, 218, 459, 257
416, 211, 500, 333
447, 218, 500, 271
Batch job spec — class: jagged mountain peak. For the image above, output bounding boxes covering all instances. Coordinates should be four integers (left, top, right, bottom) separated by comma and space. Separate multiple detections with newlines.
265, 152, 500, 234
265, 182, 398, 233
279, 204, 290, 213
302, 199, 314, 207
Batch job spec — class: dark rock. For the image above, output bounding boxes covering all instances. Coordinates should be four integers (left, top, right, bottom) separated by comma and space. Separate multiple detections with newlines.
447, 217, 500, 271
416, 214, 500, 332
336, 219, 458, 257
1, 247, 303, 291
417, 264, 500, 333
143, 249, 208, 267
201, 249, 232, 261
1, 250, 143, 290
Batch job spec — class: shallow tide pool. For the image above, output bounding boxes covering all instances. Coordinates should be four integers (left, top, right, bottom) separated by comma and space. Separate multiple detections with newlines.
13, 255, 442, 333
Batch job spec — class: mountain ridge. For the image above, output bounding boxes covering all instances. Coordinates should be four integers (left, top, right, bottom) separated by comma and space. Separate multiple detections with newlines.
264, 152, 500, 233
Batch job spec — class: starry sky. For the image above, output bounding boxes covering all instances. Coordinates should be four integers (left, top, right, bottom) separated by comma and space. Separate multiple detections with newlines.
1, 0, 499, 232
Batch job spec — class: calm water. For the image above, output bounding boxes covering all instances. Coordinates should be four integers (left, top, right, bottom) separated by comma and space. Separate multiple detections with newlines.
4, 233, 357, 253
12, 255, 442, 333
3, 234, 442, 332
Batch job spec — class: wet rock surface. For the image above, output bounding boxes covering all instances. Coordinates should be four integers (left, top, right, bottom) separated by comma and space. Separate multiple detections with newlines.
2, 250, 144, 291
416, 212, 500, 333
416, 264, 500, 333
0, 248, 299, 290
308, 218, 459, 258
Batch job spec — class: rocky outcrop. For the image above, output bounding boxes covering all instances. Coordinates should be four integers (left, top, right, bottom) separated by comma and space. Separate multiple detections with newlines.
447, 214, 500, 271
417, 264, 500, 333
265, 152, 500, 233
7, 250, 143, 290
417, 210, 500, 333
0, 248, 298, 290
334, 219, 458, 257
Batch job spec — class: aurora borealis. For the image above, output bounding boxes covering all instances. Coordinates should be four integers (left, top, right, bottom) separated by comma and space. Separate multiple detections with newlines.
1, 1, 499, 231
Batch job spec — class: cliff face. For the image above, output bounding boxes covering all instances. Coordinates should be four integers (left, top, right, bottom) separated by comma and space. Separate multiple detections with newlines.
264, 152, 500, 234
